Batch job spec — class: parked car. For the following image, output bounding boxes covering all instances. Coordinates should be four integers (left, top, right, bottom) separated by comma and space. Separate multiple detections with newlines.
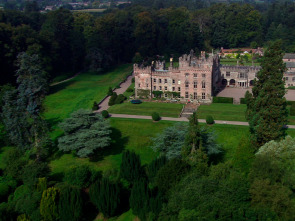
131, 100, 142, 104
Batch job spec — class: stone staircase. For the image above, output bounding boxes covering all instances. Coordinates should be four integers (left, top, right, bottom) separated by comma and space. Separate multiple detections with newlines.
180, 103, 199, 118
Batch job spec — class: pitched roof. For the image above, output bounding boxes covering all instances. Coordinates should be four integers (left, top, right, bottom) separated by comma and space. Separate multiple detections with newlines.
286, 62, 295, 68
284, 53, 295, 59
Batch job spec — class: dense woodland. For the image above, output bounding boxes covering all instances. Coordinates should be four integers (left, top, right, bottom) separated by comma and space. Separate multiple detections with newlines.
1, 1, 295, 86
0, 1, 295, 221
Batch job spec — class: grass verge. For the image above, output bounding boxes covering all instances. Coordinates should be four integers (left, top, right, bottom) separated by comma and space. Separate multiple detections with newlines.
108, 102, 183, 118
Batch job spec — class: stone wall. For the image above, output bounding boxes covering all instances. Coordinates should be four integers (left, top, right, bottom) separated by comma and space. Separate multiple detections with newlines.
134, 51, 219, 103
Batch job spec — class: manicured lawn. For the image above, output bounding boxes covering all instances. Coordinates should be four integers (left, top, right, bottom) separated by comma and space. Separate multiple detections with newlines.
198, 103, 247, 122
108, 102, 184, 118
43, 64, 132, 129
198, 103, 295, 125
50, 118, 175, 176
220, 58, 260, 66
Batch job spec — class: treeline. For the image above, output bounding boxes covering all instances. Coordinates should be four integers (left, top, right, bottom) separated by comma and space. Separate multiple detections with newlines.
1, 2, 295, 85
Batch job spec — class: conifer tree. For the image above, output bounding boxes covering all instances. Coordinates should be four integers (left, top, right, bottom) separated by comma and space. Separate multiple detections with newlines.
246, 41, 288, 147
40, 187, 59, 221
119, 150, 145, 183
89, 178, 121, 218
58, 185, 83, 221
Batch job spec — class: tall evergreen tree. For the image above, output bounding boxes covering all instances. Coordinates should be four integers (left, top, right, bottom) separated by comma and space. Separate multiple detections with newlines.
89, 178, 122, 218
58, 185, 83, 221
119, 150, 145, 183
246, 41, 288, 148
2, 53, 49, 153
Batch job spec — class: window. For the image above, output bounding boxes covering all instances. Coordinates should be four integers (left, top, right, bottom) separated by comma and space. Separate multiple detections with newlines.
172, 87, 175, 91
202, 73, 206, 78
185, 92, 189, 98
164, 93, 168, 98
165, 86, 167, 90
178, 87, 181, 92
286, 77, 289, 81
202, 81, 206, 89
194, 81, 198, 89
138, 83, 140, 88
159, 86, 162, 90
153, 86, 156, 90
159, 79, 162, 83
239, 73, 245, 78
172, 79, 175, 84
226, 72, 230, 77
185, 73, 189, 78
178, 80, 181, 85
153, 78, 156, 83
292, 77, 295, 82
164, 79, 168, 83
194, 73, 197, 78
146, 83, 149, 87
202, 92, 205, 99
185, 81, 189, 88
194, 92, 197, 99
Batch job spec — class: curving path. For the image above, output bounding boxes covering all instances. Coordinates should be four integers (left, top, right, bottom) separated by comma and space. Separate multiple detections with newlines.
50, 72, 81, 86
109, 113, 295, 129
95, 73, 134, 112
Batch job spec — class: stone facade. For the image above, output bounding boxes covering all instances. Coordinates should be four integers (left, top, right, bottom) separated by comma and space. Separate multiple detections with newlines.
284, 53, 295, 87
134, 51, 220, 103
220, 65, 261, 88
134, 51, 295, 103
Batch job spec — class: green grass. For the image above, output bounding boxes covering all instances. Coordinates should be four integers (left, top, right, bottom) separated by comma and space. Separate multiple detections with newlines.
198, 103, 247, 122
198, 103, 295, 125
220, 58, 260, 66
123, 82, 135, 98
50, 118, 175, 176
108, 102, 183, 118
43, 64, 132, 133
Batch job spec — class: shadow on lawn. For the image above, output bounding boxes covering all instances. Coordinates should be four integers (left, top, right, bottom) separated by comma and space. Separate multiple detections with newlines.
90, 127, 129, 162
49, 80, 74, 95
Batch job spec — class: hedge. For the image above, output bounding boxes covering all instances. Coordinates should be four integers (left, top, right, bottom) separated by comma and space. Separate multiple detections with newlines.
213, 97, 233, 104
290, 103, 295, 116
287, 101, 295, 106
240, 98, 246, 104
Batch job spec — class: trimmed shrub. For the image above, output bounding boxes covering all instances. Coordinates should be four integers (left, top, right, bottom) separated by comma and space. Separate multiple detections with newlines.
63, 165, 101, 188
114, 94, 126, 104
213, 97, 233, 104
290, 103, 295, 116
108, 92, 117, 106
126, 88, 133, 93
152, 112, 160, 121
101, 110, 109, 118
206, 115, 214, 125
92, 101, 98, 111
240, 98, 246, 104
107, 87, 113, 96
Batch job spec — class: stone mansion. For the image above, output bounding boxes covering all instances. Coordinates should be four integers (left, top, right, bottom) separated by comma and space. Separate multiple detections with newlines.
134, 50, 295, 103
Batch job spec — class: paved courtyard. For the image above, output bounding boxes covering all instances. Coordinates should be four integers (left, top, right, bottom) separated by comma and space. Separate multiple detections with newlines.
217, 87, 295, 101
